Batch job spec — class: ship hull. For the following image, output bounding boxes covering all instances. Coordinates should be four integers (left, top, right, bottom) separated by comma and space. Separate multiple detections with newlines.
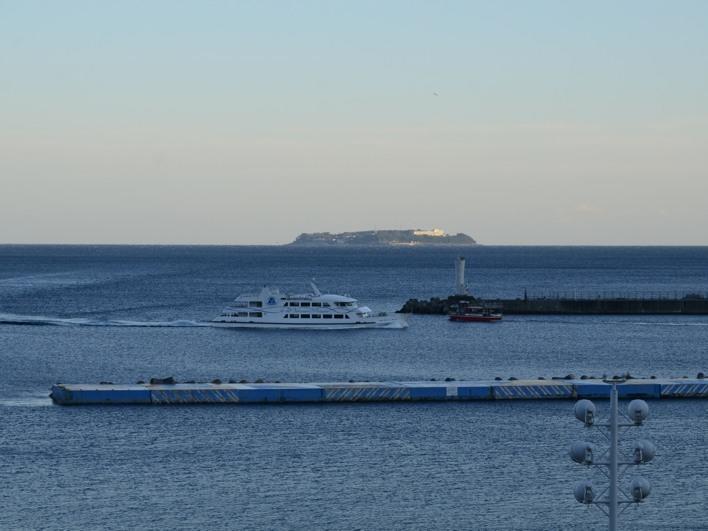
211, 317, 407, 330
449, 314, 502, 323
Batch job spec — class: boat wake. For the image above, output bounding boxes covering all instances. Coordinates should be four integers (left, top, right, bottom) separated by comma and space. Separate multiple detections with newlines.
632, 321, 708, 327
516, 317, 708, 327
0, 312, 211, 328
0, 395, 53, 407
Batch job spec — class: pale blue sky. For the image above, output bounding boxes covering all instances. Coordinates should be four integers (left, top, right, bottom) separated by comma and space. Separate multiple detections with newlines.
1, 1, 707, 244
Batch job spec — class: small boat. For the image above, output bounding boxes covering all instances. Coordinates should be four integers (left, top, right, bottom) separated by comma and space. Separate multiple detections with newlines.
212, 282, 408, 330
449, 302, 502, 323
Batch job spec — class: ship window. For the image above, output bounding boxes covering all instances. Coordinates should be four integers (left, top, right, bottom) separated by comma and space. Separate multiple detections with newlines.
300, 302, 311, 307
249, 301, 262, 307
238, 312, 249, 317
233, 302, 248, 308
289, 314, 299, 318
334, 314, 344, 319
311, 302, 322, 307
322, 314, 333, 319
311, 314, 321, 319
249, 312, 262, 318
289, 302, 299, 307
283, 302, 289, 307
300, 314, 310, 318
345, 315, 350, 319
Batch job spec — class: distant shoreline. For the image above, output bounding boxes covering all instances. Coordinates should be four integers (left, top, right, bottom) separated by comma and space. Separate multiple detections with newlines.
2, 243, 708, 247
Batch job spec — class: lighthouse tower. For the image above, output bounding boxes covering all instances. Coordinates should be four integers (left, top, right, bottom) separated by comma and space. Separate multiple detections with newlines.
455, 256, 467, 295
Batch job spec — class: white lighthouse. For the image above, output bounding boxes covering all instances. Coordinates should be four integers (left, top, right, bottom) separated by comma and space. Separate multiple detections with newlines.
455, 256, 467, 295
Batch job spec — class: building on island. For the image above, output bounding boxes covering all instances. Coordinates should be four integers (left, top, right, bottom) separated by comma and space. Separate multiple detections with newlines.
413, 228, 447, 237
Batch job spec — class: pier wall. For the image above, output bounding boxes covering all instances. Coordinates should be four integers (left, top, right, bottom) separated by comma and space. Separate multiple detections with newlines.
399, 296, 708, 315
488, 298, 708, 315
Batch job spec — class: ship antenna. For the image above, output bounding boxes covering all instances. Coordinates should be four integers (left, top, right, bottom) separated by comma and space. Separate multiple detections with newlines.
310, 279, 322, 296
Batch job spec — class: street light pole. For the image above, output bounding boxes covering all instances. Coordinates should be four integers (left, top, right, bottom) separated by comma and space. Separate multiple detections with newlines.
571, 378, 655, 529
609, 381, 618, 531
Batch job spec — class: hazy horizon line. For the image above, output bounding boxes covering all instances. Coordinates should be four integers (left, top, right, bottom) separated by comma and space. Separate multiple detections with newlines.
1, 241, 707, 247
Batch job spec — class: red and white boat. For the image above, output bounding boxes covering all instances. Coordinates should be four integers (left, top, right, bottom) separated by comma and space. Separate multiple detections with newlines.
449, 303, 502, 323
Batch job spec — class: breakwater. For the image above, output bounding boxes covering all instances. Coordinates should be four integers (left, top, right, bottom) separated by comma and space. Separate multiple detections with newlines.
399, 295, 708, 315
50, 377, 708, 405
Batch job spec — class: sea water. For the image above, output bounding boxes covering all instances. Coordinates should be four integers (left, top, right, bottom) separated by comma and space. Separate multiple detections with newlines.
1, 245, 707, 529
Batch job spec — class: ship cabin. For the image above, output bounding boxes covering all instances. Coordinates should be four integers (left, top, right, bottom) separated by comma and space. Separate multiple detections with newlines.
219, 286, 373, 320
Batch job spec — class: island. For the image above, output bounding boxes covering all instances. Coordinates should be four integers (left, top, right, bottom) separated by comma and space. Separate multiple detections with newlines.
289, 228, 477, 246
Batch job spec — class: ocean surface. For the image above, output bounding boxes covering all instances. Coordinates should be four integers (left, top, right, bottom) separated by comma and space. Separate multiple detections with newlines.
1, 245, 707, 530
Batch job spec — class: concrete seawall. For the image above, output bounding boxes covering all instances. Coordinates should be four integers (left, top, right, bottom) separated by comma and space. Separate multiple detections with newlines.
399, 296, 708, 315
487, 297, 708, 315
50, 378, 708, 405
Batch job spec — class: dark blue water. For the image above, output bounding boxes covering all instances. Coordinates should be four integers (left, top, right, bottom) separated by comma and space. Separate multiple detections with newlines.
2, 246, 707, 529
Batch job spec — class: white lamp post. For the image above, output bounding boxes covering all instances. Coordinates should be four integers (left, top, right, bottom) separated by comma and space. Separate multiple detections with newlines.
570, 378, 655, 530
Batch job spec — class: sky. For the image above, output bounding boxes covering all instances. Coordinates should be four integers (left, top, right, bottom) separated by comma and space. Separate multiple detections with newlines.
1, 0, 707, 245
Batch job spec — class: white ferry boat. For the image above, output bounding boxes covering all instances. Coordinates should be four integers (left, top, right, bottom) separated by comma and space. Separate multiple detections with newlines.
212, 283, 407, 330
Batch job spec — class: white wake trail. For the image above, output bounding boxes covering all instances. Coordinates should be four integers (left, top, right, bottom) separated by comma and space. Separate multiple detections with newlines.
0, 313, 211, 328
